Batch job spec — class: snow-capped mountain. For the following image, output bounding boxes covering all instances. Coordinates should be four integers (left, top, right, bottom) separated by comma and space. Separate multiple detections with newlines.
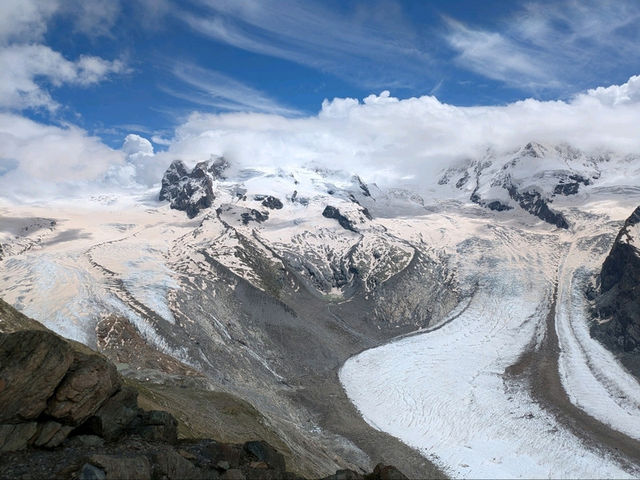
438, 142, 620, 228
2, 141, 640, 477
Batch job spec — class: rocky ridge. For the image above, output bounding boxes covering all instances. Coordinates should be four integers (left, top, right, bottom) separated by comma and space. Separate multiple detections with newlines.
0, 299, 407, 480
592, 206, 640, 373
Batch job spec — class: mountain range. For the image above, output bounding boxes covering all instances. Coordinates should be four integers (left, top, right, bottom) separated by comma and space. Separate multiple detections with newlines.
1, 141, 640, 478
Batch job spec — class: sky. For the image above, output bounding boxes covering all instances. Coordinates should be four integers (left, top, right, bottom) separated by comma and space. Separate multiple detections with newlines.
1, 0, 640, 199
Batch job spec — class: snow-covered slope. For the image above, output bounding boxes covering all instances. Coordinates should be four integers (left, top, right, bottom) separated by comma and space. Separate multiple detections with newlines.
2, 141, 640, 477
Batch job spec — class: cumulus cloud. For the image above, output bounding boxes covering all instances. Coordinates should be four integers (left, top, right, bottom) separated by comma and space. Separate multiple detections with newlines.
159, 75, 640, 189
0, 45, 127, 111
3, 75, 640, 200
0, 0, 128, 112
0, 113, 124, 199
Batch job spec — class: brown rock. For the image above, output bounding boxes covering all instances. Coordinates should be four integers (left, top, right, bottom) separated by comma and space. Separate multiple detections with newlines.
368, 464, 408, 480
321, 469, 364, 480
0, 330, 73, 422
221, 469, 246, 480
46, 346, 121, 424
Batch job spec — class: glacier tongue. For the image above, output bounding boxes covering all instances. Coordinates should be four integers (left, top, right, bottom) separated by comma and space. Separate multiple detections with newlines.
340, 208, 639, 479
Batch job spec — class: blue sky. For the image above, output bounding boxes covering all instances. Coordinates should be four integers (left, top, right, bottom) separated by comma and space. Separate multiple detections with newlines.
4, 0, 640, 149
2, 0, 640, 200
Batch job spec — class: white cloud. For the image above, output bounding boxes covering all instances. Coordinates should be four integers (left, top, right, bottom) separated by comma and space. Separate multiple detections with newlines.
0, 0, 128, 113
0, 45, 127, 111
3, 75, 640, 200
165, 62, 300, 116
160, 75, 640, 189
0, 113, 124, 199
445, 0, 640, 92
579, 75, 640, 107
444, 18, 557, 89
0, 0, 59, 44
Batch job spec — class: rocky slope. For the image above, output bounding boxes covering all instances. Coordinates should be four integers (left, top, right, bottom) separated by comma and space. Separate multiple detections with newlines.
591, 206, 640, 374
0, 299, 407, 480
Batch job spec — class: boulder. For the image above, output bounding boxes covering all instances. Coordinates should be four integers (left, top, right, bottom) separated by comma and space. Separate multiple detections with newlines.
45, 344, 121, 425
369, 463, 408, 480
78, 463, 107, 480
242, 441, 286, 472
33, 421, 74, 448
82, 387, 140, 441
0, 330, 73, 422
150, 446, 202, 479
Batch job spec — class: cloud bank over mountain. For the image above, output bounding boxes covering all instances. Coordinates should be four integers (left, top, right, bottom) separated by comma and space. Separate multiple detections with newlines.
2, 74, 640, 200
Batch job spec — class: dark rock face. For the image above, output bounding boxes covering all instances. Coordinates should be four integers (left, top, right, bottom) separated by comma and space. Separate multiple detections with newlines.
553, 174, 591, 196
322, 206, 357, 232
256, 195, 284, 210
159, 160, 215, 219
592, 206, 640, 354
506, 185, 569, 229
241, 209, 269, 225
353, 175, 371, 197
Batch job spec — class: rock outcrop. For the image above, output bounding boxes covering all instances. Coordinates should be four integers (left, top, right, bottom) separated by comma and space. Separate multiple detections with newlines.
322, 206, 357, 232
592, 206, 640, 358
159, 159, 224, 218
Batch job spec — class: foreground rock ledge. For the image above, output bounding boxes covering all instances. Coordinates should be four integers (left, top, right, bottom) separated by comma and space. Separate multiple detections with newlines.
0, 299, 408, 480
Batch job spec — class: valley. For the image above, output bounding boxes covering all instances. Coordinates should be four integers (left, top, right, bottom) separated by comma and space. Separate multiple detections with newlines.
2, 143, 640, 478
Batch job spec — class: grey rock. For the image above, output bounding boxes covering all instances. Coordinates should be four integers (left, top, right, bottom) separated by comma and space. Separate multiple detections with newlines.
209, 156, 230, 179
151, 447, 202, 479
593, 206, 640, 353
243, 441, 286, 472
221, 469, 245, 480
68, 435, 105, 447
130, 410, 178, 444
259, 196, 283, 210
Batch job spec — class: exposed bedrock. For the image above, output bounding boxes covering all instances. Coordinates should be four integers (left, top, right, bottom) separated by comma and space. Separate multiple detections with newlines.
592, 206, 640, 367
